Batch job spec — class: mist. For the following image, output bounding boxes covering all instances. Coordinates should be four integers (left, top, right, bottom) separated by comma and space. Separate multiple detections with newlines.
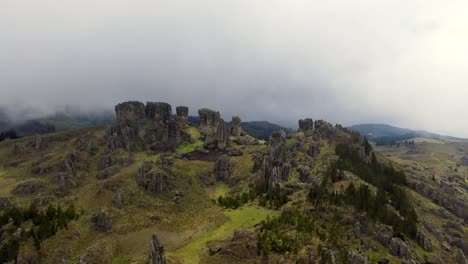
1, 1, 467, 136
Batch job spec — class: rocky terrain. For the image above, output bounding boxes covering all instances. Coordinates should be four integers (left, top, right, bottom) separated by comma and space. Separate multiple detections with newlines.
0, 101, 465, 264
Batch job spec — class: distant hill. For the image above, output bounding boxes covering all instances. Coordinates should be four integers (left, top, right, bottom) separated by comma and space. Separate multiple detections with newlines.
348, 123, 468, 145
187, 116, 290, 140
240, 121, 291, 140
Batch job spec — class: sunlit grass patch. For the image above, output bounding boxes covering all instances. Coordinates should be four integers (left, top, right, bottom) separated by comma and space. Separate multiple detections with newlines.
168, 206, 278, 264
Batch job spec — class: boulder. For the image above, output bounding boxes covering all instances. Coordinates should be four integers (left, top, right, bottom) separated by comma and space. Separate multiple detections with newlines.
13, 181, 45, 195
176, 106, 189, 123
198, 108, 221, 127
347, 251, 369, 264
91, 208, 112, 232
416, 230, 433, 252
389, 237, 411, 257
231, 116, 241, 136
149, 234, 167, 264
215, 155, 231, 181
96, 166, 119, 180
34, 134, 47, 151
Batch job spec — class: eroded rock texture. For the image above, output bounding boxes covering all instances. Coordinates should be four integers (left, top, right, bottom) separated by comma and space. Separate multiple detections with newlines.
146, 102, 172, 122
198, 108, 221, 127
176, 106, 189, 123
91, 208, 112, 232
215, 155, 231, 181
215, 119, 229, 150
262, 131, 290, 190
149, 234, 167, 264
231, 116, 241, 136
298, 118, 314, 132
136, 156, 174, 194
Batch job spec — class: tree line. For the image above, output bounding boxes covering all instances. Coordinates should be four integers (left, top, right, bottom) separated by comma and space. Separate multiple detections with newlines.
0, 204, 80, 262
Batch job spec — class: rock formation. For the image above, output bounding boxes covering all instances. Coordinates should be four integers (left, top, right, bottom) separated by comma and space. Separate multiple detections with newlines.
262, 131, 290, 190
215, 155, 231, 181
389, 237, 411, 258
231, 116, 241, 136
91, 208, 112, 232
416, 230, 433, 252
215, 119, 229, 150
198, 108, 221, 127
136, 157, 174, 194
146, 102, 172, 122
298, 118, 314, 132
347, 251, 369, 264
149, 234, 166, 264
176, 106, 189, 123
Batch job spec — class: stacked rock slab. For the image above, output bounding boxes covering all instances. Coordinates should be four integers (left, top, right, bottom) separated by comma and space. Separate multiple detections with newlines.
299, 118, 314, 132
198, 108, 229, 150
231, 116, 241, 136
176, 106, 189, 123
262, 130, 290, 190
136, 156, 174, 194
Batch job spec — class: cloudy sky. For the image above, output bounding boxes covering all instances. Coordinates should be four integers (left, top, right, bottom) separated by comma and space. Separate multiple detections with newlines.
1, 1, 467, 136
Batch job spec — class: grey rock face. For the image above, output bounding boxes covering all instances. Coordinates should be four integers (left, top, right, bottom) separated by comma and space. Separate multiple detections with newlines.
198, 108, 221, 127
347, 251, 369, 264
136, 158, 174, 194
456, 248, 467, 264
376, 227, 393, 246
262, 136, 290, 190
389, 237, 411, 257
149, 234, 167, 264
416, 230, 433, 252
146, 102, 172, 122
299, 118, 314, 132
215, 119, 229, 150
91, 208, 112, 232
215, 155, 231, 181
176, 106, 189, 123
231, 116, 241, 136
13, 181, 45, 195
34, 134, 47, 151
116, 101, 146, 125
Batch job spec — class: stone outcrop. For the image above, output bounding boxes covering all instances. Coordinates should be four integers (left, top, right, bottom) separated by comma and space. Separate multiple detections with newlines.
389, 237, 411, 258
231, 116, 241, 136
146, 102, 172, 122
416, 230, 433, 252
262, 131, 290, 190
215, 119, 229, 150
298, 118, 314, 132
176, 106, 189, 123
34, 135, 47, 151
13, 181, 45, 195
457, 248, 467, 264
347, 251, 369, 264
136, 157, 174, 194
91, 208, 112, 232
215, 155, 231, 181
149, 234, 167, 264
198, 108, 221, 127
307, 144, 320, 158
57, 152, 84, 188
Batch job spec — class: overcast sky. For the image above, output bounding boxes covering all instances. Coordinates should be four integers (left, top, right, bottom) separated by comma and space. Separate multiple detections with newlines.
1, 1, 467, 136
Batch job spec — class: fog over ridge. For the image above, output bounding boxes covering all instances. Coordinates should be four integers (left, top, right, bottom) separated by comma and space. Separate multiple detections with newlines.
1, 1, 467, 137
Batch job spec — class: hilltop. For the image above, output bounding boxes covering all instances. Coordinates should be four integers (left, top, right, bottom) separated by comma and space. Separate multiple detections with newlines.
0, 103, 465, 263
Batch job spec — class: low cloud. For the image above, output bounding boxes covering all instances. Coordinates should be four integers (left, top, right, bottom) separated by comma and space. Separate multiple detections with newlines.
1, 1, 467, 136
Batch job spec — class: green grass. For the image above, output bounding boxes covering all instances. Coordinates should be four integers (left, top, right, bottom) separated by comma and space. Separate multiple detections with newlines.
207, 182, 230, 199
0, 167, 5, 177
176, 127, 204, 154
176, 140, 204, 154
167, 206, 278, 264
